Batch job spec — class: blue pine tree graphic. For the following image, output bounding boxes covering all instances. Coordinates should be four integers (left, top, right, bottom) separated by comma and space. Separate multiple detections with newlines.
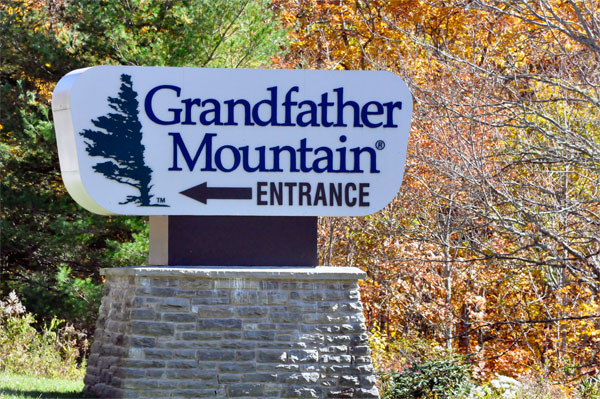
80, 74, 166, 207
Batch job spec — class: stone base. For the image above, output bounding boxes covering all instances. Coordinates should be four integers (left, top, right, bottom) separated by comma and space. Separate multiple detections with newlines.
84, 266, 379, 398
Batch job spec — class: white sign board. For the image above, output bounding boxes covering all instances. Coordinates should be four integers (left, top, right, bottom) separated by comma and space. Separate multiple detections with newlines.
52, 66, 412, 216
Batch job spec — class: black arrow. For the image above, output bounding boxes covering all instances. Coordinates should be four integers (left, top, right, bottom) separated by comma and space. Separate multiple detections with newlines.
180, 182, 252, 204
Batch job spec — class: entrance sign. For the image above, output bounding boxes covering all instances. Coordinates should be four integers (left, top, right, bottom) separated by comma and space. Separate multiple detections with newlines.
52, 66, 412, 216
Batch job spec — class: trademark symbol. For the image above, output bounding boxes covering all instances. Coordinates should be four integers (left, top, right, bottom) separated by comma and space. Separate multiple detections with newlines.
156, 197, 166, 204
375, 140, 385, 150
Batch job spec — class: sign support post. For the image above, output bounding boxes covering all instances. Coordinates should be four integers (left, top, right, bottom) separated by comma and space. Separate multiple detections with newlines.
148, 216, 318, 267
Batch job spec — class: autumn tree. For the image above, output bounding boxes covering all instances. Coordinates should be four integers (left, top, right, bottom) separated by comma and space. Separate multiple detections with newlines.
278, 0, 600, 380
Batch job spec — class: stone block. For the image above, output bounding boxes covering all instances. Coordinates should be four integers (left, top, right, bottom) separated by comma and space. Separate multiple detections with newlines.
135, 287, 175, 297
235, 350, 256, 361
218, 373, 242, 383
227, 383, 265, 397
302, 282, 322, 290
129, 309, 155, 320
325, 335, 351, 345
174, 322, 196, 331
129, 336, 156, 348
280, 372, 320, 384
163, 340, 219, 349
177, 279, 214, 290
230, 290, 261, 305
197, 349, 235, 361
361, 375, 377, 386
113, 368, 146, 379
260, 281, 280, 289
177, 380, 219, 389
257, 341, 298, 349
165, 369, 216, 380
270, 364, 301, 372
347, 291, 360, 300
297, 333, 325, 344
241, 372, 278, 383
218, 363, 256, 373
156, 297, 190, 311
144, 349, 173, 360
235, 306, 269, 317
243, 330, 275, 340
181, 331, 222, 340
131, 321, 174, 336
271, 312, 303, 323
121, 379, 173, 389
215, 279, 260, 289
321, 355, 352, 364
149, 277, 177, 287
190, 297, 230, 305
120, 359, 165, 368
175, 289, 197, 297
356, 365, 375, 374
192, 305, 235, 318
340, 324, 365, 333
353, 356, 373, 364
284, 386, 322, 398
289, 349, 319, 363
351, 345, 371, 355
354, 387, 380, 398
257, 349, 287, 363
327, 388, 355, 398
322, 345, 349, 354
339, 375, 360, 387
223, 331, 242, 339
173, 349, 197, 359
266, 291, 289, 304
197, 318, 242, 330
323, 365, 355, 374
128, 347, 144, 359
161, 312, 196, 323
145, 369, 165, 379
221, 340, 256, 350
299, 291, 327, 301
88, 353, 100, 365
195, 289, 229, 298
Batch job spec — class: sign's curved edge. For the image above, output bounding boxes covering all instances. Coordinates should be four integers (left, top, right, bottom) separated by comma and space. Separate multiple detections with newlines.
52, 67, 114, 216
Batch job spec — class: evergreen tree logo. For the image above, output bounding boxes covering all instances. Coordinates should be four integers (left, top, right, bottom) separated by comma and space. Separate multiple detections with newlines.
80, 74, 167, 207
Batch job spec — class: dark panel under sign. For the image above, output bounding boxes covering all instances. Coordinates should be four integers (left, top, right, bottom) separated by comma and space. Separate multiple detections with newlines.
168, 216, 317, 266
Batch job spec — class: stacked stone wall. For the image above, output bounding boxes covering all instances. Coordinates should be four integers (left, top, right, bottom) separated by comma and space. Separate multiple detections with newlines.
84, 267, 379, 398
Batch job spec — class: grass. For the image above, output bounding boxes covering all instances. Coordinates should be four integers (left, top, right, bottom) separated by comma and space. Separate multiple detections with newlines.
0, 373, 88, 399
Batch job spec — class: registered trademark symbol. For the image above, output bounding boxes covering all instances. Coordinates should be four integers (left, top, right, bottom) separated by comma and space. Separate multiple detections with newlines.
375, 140, 385, 150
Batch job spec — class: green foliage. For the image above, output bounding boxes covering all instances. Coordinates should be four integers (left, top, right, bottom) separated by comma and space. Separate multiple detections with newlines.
64, 0, 287, 67
7, 266, 102, 334
578, 376, 600, 399
369, 326, 453, 373
372, 330, 588, 399
380, 357, 474, 399
103, 224, 149, 267
0, 292, 87, 380
1, 0, 286, 333
0, 79, 149, 326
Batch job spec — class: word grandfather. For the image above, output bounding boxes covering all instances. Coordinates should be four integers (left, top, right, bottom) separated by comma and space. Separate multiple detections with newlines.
145, 86, 403, 128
